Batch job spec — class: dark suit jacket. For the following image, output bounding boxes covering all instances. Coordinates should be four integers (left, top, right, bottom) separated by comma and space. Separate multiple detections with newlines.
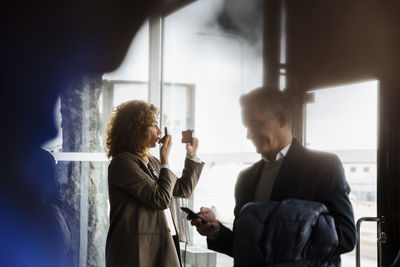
208, 139, 357, 265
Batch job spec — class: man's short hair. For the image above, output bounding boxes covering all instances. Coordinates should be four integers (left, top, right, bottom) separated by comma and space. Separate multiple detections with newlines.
240, 87, 292, 124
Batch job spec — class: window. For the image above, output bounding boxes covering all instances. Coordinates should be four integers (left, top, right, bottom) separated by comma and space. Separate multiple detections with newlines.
305, 80, 378, 267
43, 21, 150, 267
44, 0, 266, 265
163, 0, 263, 266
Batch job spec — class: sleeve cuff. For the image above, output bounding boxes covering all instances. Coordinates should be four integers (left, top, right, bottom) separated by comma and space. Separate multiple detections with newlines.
186, 155, 203, 164
161, 163, 170, 170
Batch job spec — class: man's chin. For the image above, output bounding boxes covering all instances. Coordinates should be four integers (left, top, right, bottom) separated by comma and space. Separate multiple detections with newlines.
256, 148, 270, 156
255, 147, 263, 154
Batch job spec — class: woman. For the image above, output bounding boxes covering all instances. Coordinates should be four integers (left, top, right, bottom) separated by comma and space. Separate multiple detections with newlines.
105, 100, 204, 267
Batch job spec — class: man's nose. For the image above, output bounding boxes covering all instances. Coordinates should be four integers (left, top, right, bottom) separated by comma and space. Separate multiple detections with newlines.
156, 126, 161, 135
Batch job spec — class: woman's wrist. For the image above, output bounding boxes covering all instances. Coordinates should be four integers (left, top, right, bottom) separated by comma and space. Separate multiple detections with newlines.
186, 153, 196, 158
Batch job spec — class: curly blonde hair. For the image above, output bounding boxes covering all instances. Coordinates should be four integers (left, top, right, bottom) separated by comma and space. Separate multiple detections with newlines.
106, 100, 159, 158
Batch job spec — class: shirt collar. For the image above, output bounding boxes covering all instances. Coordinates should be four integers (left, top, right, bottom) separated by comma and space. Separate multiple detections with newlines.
140, 157, 150, 165
262, 142, 291, 162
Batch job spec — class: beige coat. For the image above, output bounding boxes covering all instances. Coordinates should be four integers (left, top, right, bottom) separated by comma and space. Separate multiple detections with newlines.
105, 151, 204, 267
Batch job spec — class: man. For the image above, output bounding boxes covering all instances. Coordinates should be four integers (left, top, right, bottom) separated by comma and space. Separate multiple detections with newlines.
189, 87, 357, 265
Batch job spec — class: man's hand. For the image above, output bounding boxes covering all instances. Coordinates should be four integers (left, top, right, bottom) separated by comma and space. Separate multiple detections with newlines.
188, 207, 220, 238
186, 137, 199, 157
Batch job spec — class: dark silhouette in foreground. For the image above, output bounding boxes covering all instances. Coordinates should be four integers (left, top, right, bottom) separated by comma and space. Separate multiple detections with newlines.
1, 1, 171, 266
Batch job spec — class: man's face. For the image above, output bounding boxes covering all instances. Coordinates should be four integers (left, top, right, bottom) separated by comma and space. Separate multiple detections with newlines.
242, 105, 285, 158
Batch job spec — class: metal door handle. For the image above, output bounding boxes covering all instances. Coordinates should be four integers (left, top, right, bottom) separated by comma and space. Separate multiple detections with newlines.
356, 216, 385, 267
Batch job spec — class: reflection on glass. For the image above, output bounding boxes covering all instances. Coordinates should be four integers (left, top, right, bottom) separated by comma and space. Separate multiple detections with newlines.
305, 80, 378, 267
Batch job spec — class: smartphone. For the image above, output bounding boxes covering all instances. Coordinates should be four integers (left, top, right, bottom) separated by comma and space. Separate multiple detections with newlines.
180, 207, 208, 223
159, 127, 168, 144
181, 129, 193, 143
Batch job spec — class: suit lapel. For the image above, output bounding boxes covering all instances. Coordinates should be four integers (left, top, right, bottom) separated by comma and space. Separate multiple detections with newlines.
250, 160, 265, 201
127, 153, 156, 182
270, 139, 303, 201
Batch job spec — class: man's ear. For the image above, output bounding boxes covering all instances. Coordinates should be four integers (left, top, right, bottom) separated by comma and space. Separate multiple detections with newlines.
276, 111, 288, 127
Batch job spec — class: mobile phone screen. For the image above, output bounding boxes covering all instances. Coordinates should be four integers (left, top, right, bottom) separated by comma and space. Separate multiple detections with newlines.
180, 207, 208, 223
164, 127, 168, 136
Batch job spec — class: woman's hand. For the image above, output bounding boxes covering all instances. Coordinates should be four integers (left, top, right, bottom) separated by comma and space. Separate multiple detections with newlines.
186, 137, 199, 157
160, 135, 172, 164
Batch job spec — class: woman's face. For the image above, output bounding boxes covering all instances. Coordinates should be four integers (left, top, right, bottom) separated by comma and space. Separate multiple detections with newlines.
148, 119, 161, 148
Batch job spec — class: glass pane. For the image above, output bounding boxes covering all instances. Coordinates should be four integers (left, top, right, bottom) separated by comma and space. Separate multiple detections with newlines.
305, 80, 378, 267
42, 97, 63, 152
104, 20, 150, 109
41, 17, 150, 267
103, 21, 149, 82
44, 21, 149, 154
163, 1, 264, 266
160, 83, 195, 168
56, 160, 109, 267
112, 82, 148, 107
